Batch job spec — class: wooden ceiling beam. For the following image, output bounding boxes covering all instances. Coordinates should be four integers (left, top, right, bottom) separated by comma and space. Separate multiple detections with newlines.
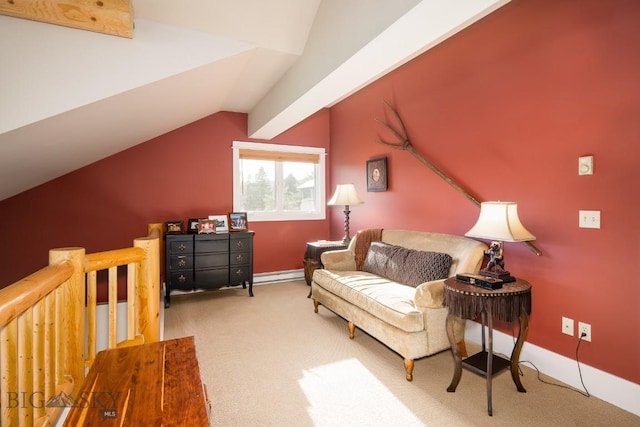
0, 0, 134, 38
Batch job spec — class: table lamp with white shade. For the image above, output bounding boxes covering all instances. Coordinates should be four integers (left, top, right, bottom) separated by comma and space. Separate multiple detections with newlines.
327, 183, 364, 245
465, 201, 536, 283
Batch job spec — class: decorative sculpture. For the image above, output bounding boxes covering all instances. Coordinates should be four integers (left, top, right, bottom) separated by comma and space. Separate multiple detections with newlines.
374, 100, 542, 256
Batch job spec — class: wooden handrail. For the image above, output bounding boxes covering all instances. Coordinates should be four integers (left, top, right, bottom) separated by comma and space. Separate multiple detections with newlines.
0, 260, 73, 328
0, 223, 162, 427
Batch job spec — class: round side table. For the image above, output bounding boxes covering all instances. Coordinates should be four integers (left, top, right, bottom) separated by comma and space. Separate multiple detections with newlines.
443, 277, 532, 416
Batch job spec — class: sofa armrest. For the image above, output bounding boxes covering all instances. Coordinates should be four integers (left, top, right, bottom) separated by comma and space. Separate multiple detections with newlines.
414, 279, 446, 308
320, 249, 357, 271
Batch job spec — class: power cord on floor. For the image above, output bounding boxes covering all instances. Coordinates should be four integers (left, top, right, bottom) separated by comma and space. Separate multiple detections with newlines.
512, 328, 591, 397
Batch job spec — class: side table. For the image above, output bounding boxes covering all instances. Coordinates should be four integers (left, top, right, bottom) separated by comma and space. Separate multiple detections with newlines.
443, 277, 532, 416
303, 240, 348, 297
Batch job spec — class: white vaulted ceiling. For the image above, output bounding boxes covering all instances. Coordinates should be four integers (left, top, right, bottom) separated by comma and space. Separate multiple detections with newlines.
0, 0, 510, 201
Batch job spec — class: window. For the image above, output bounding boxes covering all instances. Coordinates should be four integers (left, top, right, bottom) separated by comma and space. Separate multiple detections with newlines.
232, 141, 326, 222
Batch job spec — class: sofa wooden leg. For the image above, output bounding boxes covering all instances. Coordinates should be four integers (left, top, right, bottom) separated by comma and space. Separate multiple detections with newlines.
458, 340, 468, 358
348, 322, 355, 339
404, 359, 414, 382
313, 299, 319, 313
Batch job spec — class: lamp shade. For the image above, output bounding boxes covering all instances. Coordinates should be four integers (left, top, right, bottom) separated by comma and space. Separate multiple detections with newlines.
327, 184, 364, 206
465, 201, 535, 242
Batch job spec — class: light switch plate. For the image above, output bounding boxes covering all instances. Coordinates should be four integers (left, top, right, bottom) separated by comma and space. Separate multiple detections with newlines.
579, 210, 600, 228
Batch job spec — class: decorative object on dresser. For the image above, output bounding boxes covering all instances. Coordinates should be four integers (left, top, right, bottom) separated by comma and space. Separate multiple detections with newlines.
197, 218, 215, 234
165, 220, 184, 234
209, 214, 229, 233
164, 231, 254, 307
327, 183, 364, 245
464, 201, 536, 283
366, 156, 388, 192
228, 212, 248, 231
188, 218, 200, 233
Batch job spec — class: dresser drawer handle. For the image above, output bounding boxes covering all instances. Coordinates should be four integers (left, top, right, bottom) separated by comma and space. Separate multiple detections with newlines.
235, 254, 244, 262
178, 259, 187, 268
178, 274, 186, 283
236, 241, 244, 249
233, 268, 244, 277
179, 244, 186, 251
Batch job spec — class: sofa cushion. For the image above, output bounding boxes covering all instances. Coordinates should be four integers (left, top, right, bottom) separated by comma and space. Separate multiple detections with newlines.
313, 269, 424, 333
362, 242, 452, 287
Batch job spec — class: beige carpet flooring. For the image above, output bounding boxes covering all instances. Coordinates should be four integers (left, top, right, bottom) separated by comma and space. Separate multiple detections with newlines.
163, 281, 639, 426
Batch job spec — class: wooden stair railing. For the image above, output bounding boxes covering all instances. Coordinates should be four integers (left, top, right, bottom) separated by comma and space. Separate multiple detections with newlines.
0, 223, 162, 427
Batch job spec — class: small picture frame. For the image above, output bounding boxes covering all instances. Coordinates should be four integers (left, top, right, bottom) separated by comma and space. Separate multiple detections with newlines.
188, 218, 200, 234
197, 219, 215, 234
366, 157, 388, 192
228, 212, 248, 231
165, 221, 184, 234
208, 215, 229, 233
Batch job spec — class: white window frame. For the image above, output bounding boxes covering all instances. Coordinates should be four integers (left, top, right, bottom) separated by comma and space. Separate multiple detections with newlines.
232, 141, 326, 222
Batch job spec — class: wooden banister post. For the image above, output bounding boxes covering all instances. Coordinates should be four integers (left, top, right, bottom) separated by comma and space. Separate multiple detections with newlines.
134, 235, 160, 343
49, 248, 85, 388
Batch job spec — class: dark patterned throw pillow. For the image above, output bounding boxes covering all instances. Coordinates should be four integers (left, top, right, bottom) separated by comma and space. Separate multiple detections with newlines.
362, 242, 452, 287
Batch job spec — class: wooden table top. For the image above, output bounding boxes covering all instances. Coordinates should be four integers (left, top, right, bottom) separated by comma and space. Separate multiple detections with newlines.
63, 336, 209, 426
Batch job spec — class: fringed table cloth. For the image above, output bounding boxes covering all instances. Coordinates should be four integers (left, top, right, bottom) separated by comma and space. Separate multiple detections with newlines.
443, 277, 532, 416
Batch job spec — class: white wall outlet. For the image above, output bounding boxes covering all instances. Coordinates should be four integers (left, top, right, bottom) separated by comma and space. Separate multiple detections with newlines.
579, 155, 594, 175
579, 210, 601, 228
578, 322, 592, 342
562, 316, 574, 336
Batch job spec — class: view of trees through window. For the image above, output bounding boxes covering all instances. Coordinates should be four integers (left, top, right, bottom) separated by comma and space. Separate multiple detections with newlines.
240, 159, 315, 212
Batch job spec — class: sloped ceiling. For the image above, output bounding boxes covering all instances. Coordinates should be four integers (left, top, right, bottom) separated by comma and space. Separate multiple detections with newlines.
0, 0, 510, 202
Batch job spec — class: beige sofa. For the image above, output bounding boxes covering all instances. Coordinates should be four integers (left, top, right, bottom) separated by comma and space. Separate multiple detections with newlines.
311, 229, 487, 381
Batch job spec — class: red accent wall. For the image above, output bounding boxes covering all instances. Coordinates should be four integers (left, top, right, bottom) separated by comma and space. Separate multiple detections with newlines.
328, 0, 640, 383
0, 110, 331, 286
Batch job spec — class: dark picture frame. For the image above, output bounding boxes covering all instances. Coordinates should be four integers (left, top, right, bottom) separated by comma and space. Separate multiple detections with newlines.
187, 218, 200, 234
366, 157, 388, 192
165, 221, 184, 234
228, 212, 248, 231
197, 219, 215, 234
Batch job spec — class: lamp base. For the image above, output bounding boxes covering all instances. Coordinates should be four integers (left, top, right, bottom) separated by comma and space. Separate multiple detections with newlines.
479, 268, 516, 283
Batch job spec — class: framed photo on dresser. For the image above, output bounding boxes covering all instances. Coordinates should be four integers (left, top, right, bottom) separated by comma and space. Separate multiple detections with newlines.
228, 212, 248, 231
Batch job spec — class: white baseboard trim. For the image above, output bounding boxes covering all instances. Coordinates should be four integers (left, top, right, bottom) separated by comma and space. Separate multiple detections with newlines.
465, 322, 640, 417
253, 269, 305, 284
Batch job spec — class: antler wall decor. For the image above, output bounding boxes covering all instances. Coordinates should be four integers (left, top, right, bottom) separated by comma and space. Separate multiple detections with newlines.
374, 100, 542, 256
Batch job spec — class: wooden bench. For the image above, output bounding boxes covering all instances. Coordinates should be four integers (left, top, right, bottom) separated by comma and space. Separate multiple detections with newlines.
63, 336, 210, 426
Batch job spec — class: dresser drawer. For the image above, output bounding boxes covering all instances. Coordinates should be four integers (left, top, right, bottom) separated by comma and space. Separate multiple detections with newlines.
167, 238, 193, 254
195, 237, 228, 253
194, 253, 228, 269
230, 251, 249, 266
168, 271, 193, 291
195, 268, 228, 290
230, 266, 250, 284
230, 236, 250, 252
168, 255, 193, 270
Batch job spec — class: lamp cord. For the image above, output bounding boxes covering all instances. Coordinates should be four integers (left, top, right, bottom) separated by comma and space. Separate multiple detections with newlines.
512, 327, 590, 397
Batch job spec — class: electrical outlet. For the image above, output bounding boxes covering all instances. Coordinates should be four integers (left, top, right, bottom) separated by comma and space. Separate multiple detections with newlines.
562, 316, 574, 336
578, 322, 591, 342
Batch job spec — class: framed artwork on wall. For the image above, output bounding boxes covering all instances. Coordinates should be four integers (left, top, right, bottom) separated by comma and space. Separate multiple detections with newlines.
228, 212, 248, 231
366, 157, 388, 192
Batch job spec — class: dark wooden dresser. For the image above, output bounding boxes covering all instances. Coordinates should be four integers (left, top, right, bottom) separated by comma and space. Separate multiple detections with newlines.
165, 231, 254, 307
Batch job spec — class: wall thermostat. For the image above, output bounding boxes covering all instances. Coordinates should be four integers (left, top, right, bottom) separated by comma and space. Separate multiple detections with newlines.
578, 155, 594, 175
